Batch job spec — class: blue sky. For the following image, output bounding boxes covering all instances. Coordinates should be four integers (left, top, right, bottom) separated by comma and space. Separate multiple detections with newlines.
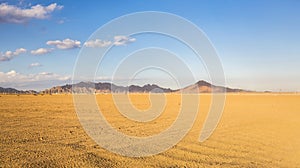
0, 0, 300, 91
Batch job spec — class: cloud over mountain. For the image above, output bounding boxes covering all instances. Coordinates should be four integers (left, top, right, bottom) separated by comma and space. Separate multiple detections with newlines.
0, 70, 71, 90
0, 70, 70, 83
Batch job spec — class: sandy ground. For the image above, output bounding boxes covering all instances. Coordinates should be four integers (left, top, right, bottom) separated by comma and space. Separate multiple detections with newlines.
0, 94, 299, 167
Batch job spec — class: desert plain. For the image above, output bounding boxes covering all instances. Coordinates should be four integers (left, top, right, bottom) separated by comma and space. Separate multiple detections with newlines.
0, 93, 300, 167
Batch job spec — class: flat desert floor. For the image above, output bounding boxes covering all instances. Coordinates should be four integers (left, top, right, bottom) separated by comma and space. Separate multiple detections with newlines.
0, 94, 300, 167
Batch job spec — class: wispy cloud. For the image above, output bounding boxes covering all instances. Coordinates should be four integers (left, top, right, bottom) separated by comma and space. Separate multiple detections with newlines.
0, 70, 70, 82
29, 62, 42, 68
57, 19, 64, 24
84, 35, 136, 48
30, 48, 53, 55
113, 35, 136, 46
0, 3, 63, 24
0, 70, 71, 90
0, 48, 26, 62
84, 39, 112, 48
46, 38, 81, 49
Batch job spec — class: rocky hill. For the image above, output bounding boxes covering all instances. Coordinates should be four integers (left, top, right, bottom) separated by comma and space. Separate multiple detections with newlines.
180, 80, 248, 93
42, 82, 175, 94
41, 80, 248, 94
0, 87, 37, 94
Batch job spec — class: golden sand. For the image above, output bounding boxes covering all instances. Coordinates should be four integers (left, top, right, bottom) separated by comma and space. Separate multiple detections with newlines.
0, 94, 299, 167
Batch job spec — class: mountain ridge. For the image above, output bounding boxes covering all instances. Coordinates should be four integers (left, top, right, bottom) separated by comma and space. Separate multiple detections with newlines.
0, 87, 37, 94
0, 80, 253, 94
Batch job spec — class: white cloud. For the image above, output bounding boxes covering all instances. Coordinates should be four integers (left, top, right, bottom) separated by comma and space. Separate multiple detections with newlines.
14, 48, 27, 55
46, 38, 81, 49
29, 62, 42, 67
113, 35, 136, 46
6, 70, 17, 77
0, 3, 63, 24
31, 48, 53, 55
84, 36, 136, 48
84, 39, 112, 48
0, 70, 70, 83
0, 70, 71, 90
0, 48, 26, 62
57, 19, 64, 24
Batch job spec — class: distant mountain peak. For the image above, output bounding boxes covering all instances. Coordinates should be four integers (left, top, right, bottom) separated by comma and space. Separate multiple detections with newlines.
196, 80, 212, 87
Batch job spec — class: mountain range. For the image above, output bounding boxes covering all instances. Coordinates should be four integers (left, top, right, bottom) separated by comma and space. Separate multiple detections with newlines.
0, 87, 37, 94
0, 80, 252, 94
